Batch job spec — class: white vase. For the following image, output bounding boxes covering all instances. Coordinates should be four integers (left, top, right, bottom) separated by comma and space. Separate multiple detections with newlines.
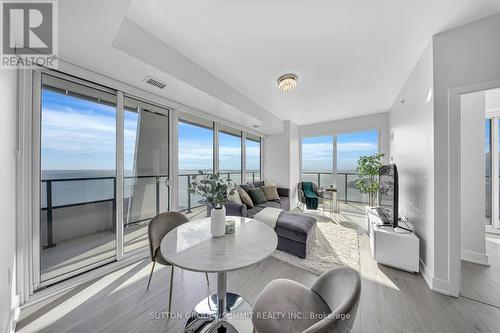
210, 206, 226, 237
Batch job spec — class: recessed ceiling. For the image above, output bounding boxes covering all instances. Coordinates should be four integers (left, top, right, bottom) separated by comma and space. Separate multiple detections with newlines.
126, 0, 500, 125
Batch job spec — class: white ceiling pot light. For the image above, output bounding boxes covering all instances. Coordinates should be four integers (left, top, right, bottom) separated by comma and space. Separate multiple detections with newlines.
278, 74, 298, 92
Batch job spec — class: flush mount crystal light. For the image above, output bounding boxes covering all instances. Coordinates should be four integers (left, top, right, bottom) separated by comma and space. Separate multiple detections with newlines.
278, 74, 298, 92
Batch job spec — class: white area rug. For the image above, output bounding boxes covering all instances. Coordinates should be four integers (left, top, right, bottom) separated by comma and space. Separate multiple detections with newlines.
272, 209, 361, 275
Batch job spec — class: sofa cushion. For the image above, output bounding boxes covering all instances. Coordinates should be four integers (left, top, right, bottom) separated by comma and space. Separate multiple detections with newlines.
275, 211, 316, 244
248, 187, 267, 205
247, 206, 264, 218
227, 187, 243, 204
279, 196, 290, 211
239, 183, 255, 194
236, 186, 254, 208
256, 200, 281, 209
262, 185, 280, 201
252, 181, 265, 188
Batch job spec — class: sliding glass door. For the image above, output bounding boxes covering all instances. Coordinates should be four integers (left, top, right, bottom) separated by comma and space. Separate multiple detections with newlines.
36, 73, 171, 288
40, 74, 118, 284
123, 97, 169, 254
485, 119, 492, 225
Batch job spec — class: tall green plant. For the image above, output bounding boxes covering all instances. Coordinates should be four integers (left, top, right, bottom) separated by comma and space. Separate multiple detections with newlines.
188, 171, 235, 208
356, 153, 384, 206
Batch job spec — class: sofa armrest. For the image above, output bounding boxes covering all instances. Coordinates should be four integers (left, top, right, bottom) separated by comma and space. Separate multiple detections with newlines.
206, 202, 247, 217
277, 187, 289, 197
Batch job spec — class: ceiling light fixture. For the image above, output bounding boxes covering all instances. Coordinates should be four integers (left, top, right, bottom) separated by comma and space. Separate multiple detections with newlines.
278, 74, 298, 92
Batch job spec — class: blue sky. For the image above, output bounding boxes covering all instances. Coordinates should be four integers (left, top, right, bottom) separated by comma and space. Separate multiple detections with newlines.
178, 122, 261, 171
41, 89, 138, 171
302, 130, 379, 172
42, 90, 260, 173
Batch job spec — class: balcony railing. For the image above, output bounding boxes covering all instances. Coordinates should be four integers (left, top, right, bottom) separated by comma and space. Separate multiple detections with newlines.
301, 171, 369, 204
178, 171, 260, 213
41, 175, 168, 248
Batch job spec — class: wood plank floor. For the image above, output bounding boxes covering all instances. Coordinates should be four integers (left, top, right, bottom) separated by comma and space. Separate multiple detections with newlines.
16, 204, 500, 333
461, 234, 500, 308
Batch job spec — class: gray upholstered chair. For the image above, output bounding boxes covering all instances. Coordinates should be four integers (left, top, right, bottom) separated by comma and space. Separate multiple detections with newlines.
251, 267, 361, 333
146, 211, 209, 312
297, 182, 324, 210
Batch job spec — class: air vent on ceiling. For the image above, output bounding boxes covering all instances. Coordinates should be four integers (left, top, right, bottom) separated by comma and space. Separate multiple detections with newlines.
144, 76, 167, 90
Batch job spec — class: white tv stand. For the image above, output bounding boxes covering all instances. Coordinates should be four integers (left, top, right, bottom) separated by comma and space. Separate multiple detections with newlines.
366, 207, 419, 273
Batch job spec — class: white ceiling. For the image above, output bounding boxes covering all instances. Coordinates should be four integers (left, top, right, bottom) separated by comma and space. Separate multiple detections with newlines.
59, 0, 500, 133
125, 0, 500, 125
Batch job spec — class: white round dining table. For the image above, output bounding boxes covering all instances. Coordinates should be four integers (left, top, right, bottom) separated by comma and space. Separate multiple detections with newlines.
161, 216, 278, 333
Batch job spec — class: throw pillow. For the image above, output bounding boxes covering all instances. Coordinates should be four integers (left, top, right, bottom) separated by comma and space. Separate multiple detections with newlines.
262, 185, 280, 201
264, 179, 276, 187
227, 187, 243, 204
248, 187, 267, 205
237, 186, 254, 208
239, 183, 255, 194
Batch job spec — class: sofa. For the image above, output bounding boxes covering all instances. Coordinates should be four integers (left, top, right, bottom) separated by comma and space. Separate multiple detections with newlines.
206, 181, 290, 218
206, 181, 316, 258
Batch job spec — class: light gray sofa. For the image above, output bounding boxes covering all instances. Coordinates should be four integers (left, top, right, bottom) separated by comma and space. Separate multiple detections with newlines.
206, 181, 316, 258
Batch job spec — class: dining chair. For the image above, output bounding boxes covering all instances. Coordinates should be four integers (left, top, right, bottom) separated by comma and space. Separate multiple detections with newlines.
251, 267, 361, 333
146, 211, 210, 312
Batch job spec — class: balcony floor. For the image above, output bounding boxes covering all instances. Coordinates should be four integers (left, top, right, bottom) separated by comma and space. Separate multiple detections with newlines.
40, 206, 209, 284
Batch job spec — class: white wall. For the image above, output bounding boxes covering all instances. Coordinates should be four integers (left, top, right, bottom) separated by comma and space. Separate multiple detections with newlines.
433, 12, 500, 284
460, 91, 488, 265
263, 120, 300, 207
389, 42, 435, 280
0, 69, 18, 333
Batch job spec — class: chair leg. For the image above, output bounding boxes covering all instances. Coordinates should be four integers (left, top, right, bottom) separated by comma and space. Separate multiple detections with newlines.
205, 272, 209, 285
146, 261, 156, 291
168, 265, 174, 313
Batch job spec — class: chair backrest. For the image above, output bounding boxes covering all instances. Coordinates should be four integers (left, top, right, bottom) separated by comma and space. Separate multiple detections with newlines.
304, 267, 361, 333
148, 212, 189, 262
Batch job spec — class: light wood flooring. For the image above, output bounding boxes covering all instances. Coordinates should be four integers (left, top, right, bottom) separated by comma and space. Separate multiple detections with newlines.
16, 203, 500, 333
461, 233, 500, 308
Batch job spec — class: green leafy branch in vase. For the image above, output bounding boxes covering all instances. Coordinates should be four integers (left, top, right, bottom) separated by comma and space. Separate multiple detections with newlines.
188, 171, 236, 208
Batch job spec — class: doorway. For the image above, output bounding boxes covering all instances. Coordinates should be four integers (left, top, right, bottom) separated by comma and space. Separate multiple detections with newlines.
459, 88, 500, 307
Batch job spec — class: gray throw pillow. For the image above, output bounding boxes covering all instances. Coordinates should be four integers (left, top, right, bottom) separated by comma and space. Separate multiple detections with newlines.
239, 183, 255, 194
248, 187, 267, 205
237, 186, 254, 208
262, 185, 280, 201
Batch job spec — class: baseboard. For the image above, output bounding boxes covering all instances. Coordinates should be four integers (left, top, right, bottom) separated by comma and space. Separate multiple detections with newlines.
461, 249, 490, 266
419, 259, 453, 296
4, 295, 20, 333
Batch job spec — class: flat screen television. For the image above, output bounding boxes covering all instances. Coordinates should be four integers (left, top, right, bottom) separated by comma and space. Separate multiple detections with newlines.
378, 164, 399, 228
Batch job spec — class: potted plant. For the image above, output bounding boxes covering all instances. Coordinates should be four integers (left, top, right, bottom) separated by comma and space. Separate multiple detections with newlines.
356, 153, 384, 207
188, 171, 235, 237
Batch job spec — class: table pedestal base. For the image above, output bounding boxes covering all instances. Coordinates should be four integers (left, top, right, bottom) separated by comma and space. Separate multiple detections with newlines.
184, 292, 253, 333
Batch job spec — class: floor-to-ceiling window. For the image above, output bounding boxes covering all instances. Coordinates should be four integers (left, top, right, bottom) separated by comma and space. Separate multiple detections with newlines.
122, 97, 169, 254
300, 129, 379, 203
219, 125, 242, 184
40, 74, 118, 284
178, 115, 214, 212
337, 129, 379, 203
246, 133, 261, 182
301, 136, 335, 188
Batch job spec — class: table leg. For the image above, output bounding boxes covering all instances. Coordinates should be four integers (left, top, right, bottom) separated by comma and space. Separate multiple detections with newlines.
217, 272, 227, 319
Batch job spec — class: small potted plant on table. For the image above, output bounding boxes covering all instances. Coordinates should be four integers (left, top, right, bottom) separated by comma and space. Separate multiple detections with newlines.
188, 171, 235, 237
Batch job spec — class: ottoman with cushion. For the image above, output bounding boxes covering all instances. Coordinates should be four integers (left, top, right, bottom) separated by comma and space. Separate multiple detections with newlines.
275, 211, 316, 258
